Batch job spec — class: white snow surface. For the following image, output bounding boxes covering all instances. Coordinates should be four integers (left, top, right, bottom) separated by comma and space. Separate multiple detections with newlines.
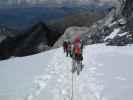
104, 28, 121, 41
0, 44, 133, 100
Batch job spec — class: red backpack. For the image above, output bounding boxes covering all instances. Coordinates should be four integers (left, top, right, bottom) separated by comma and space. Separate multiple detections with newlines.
74, 45, 81, 55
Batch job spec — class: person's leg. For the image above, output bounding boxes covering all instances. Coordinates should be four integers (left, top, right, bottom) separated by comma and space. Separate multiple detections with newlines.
72, 59, 76, 73
64, 47, 67, 53
77, 60, 80, 75
66, 50, 69, 56
69, 50, 72, 57
68, 50, 70, 57
80, 61, 83, 71
79, 54, 83, 71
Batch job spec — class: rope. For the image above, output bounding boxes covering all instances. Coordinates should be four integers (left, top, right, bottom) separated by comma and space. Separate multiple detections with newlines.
71, 71, 74, 100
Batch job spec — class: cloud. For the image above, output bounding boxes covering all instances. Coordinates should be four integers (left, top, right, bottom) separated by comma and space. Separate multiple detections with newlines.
0, 0, 115, 6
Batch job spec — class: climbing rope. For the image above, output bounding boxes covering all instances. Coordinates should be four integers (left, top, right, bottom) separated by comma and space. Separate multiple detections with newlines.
71, 71, 74, 100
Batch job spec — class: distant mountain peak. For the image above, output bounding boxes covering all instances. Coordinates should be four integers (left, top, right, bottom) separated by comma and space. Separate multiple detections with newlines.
30, 21, 50, 33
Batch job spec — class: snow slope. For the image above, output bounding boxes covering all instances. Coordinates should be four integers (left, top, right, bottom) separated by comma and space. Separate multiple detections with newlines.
0, 44, 133, 100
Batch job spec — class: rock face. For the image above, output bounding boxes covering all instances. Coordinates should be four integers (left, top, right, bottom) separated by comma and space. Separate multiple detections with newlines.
0, 22, 60, 60
55, 0, 133, 47
89, 0, 133, 46
0, 25, 20, 43
122, 0, 133, 32
14, 22, 50, 56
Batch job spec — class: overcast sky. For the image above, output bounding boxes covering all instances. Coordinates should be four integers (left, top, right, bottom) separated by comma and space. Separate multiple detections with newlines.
0, 0, 116, 7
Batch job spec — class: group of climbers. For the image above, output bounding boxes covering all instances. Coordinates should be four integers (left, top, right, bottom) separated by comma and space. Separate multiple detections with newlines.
63, 35, 84, 75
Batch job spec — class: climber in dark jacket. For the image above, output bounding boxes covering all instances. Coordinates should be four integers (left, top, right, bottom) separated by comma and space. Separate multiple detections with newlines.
63, 40, 68, 52
63, 40, 69, 56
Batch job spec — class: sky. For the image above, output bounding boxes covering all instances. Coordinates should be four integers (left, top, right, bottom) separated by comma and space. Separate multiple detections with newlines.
0, 0, 116, 7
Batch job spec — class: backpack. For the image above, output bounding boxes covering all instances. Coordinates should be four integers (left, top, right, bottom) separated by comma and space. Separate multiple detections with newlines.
74, 46, 81, 55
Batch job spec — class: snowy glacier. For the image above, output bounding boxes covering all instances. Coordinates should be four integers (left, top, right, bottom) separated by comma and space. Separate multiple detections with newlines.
0, 44, 133, 100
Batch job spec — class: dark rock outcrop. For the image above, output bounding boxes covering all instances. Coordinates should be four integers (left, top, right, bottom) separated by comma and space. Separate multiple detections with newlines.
14, 22, 50, 56
0, 22, 61, 60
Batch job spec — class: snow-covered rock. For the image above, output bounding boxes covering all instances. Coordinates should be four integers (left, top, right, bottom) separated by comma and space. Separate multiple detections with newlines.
104, 28, 121, 41
54, 26, 89, 48
118, 18, 127, 25
106, 32, 133, 46
118, 32, 128, 37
